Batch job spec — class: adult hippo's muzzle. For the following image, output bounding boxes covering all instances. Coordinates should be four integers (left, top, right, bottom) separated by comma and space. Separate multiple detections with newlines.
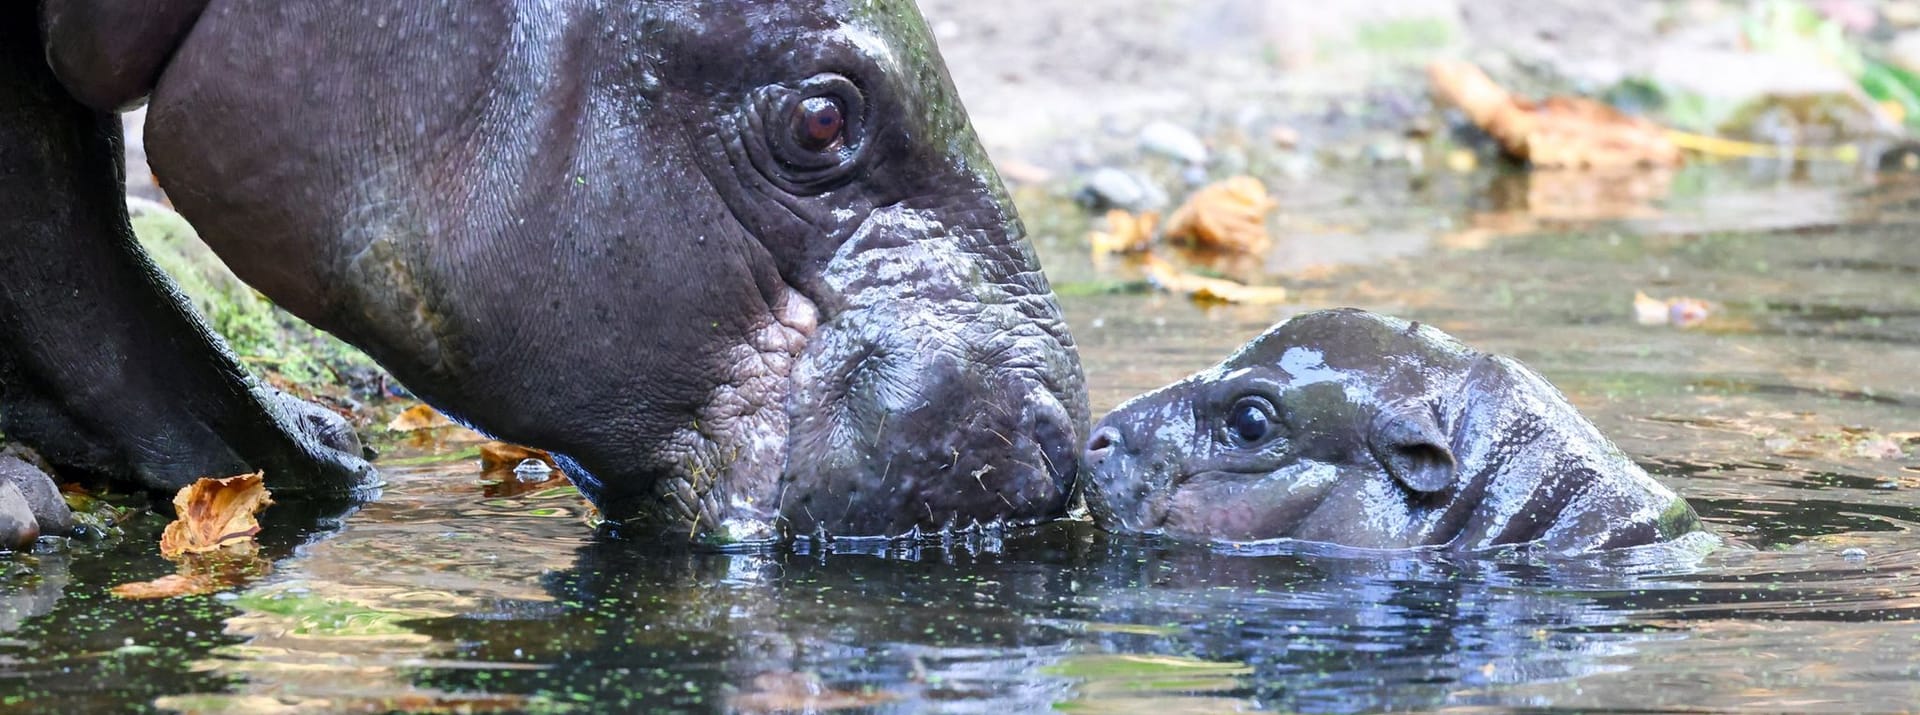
778, 205, 1084, 536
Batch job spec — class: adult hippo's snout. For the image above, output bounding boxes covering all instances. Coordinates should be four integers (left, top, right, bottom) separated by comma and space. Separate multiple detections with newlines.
779, 201, 1087, 537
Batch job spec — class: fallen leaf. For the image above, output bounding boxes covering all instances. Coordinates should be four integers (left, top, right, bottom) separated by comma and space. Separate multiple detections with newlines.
1140, 254, 1288, 305
159, 472, 273, 559
479, 442, 558, 473
1164, 176, 1277, 253
387, 404, 455, 432
110, 553, 272, 600
1429, 60, 1683, 169
1634, 291, 1713, 328
1088, 209, 1158, 255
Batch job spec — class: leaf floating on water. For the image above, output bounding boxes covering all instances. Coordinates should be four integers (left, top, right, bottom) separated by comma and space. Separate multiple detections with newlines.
1428, 60, 1683, 169
110, 553, 271, 600
159, 472, 273, 559
1087, 209, 1158, 255
1141, 254, 1288, 305
386, 403, 455, 432
1163, 176, 1276, 254
112, 573, 218, 600
1633, 291, 1712, 328
479, 441, 558, 474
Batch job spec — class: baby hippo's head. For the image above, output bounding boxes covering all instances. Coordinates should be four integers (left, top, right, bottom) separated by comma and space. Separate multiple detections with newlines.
1082, 309, 1699, 553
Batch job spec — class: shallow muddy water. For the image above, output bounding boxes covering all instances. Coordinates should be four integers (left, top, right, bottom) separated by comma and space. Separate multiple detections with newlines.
3, 163, 1919, 713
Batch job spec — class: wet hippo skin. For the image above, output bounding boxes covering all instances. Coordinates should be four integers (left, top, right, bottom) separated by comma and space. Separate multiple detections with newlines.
1082, 309, 1700, 553
2, 1, 1087, 544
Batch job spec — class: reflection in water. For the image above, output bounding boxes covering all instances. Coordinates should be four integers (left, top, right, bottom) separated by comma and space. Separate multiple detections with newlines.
0, 164, 1917, 712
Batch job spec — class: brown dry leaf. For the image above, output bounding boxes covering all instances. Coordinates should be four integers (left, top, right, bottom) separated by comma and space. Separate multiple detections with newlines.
113, 552, 272, 600
479, 441, 558, 473
1429, 60, 1682, 169
1088, 209, 1158, 254
387, 403, 455, 432
112, 573, 218, 600
1164, 176, 1276, 253
1140, 254, 1288, 305
158, 472, 273, 559
1633, 292, 1712, 328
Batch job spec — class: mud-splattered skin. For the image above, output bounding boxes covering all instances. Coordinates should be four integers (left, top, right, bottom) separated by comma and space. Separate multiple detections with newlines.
13, 0, 1086, 543
1083, 310, 1698, 553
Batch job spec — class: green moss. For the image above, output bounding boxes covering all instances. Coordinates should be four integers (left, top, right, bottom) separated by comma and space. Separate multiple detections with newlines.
127, 200, 380, 392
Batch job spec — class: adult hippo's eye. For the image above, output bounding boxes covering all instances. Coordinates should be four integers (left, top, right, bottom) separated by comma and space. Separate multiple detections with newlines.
749, 74, 868, 194
1227, 396, 1276, 446
792, 96, 846, 153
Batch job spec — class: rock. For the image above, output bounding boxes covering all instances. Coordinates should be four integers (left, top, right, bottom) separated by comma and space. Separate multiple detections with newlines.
1138, 121, 1209, 164
0, 455, 71, 536
0, 480, 41, 550
1077, 168, 1169, 212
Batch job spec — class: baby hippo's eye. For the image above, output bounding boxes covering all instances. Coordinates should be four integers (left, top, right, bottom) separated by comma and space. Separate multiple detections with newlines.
1227, 396, 1276, 446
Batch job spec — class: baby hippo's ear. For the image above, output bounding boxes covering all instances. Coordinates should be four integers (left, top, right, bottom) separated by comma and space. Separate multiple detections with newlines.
1368, 407, 1456, 494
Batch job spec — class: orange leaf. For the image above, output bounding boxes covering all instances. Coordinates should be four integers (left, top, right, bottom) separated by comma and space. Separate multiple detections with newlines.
112, 552, 272, 600
387, 403, 455, 432
1164, 176, 1276, 254
479, 441, 558, 474
1140, 254, 1288, 305
1428, 60, 1682, 170
158, 472, 273, 560
111, 573, 218, 600
1087, 209, 1157, 254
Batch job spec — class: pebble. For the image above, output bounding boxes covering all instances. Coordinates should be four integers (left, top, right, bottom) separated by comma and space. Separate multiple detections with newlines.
514, 458, 555, 483
1077, 167, 1168, 211
1842, 547, 1868, 560
1138, 121, 1210, 165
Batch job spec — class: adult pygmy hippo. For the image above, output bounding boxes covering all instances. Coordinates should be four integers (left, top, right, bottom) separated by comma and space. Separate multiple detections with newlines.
3, 1, 1085, 544
1083, 309, 1700, 553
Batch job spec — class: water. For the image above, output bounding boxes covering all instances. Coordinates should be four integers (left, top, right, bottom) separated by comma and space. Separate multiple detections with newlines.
2, 164, 1918, 713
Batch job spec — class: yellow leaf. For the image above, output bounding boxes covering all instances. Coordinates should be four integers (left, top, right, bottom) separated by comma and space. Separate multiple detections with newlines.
387, 403, 454, 432
158, 472, 273, 560
1164, 176, 1276, 254
1140, 254, 1288, 305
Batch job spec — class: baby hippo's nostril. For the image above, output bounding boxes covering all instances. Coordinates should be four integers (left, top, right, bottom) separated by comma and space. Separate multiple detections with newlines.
1084, 425, 1123, 467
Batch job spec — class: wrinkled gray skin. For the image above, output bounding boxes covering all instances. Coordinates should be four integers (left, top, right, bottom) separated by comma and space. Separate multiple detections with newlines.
9, 0, 1086, 543
1083, 310, 1699, 553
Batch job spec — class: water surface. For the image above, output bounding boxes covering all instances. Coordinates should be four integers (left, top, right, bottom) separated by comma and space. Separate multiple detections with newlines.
2, 164, 1918, 713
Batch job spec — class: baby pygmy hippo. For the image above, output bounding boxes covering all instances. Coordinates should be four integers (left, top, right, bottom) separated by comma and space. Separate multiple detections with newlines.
1081, 309, 1700, 553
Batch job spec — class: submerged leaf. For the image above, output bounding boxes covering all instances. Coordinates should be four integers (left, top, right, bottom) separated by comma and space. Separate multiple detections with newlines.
110, 553, 272, 600
1429, 60, 1682, 169
728, 672, 898, 714
1163, 176, 1277, 253
1140, 255, 1288, 305
159, 472, 273, 559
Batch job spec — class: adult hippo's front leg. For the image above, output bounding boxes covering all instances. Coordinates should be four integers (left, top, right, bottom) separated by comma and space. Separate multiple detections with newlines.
32, 1, 1088, 543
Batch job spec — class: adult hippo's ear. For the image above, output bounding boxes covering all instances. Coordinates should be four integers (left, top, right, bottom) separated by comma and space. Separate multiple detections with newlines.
1368, 407, 1457, 494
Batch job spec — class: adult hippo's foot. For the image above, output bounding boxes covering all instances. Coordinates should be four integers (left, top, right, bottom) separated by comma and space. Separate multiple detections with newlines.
1083, 309, 1700, 554
18, 0, 1087, 544
0, 5, 373, 499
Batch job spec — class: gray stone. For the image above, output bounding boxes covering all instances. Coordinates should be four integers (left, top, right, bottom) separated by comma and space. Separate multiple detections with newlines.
0, 454, 71, 536
0, 481, 40, 550
1078, 167, 1169, 211
1138, 121, 1210, 164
